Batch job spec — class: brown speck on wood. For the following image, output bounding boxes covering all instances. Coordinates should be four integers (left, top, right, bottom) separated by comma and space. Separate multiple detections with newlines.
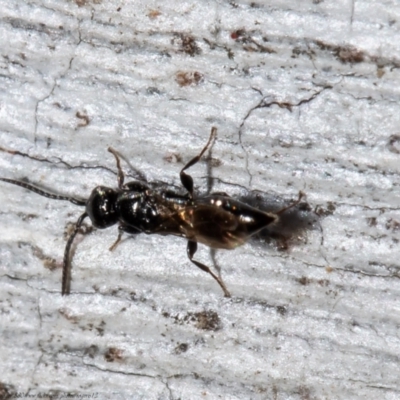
388, 135, 400, 154
376, 67, 385, 78
148, 9, 161, 19
76, 111, 90, 128
174, 34, 201, 56
163, 152, 182, 163
175, 71, 203, 87
104, 347, 124, 362
174, 343, 189, 354
338, 47, 364, 63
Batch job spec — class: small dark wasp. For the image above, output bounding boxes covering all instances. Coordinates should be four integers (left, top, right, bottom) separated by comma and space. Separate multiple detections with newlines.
0, 128, 303, 297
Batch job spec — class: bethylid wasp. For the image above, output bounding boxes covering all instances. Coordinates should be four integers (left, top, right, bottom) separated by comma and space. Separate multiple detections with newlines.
1, 128, 304, 297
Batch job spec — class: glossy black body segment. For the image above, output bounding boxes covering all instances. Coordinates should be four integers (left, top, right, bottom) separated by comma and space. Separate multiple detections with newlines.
0, 127, 304, 297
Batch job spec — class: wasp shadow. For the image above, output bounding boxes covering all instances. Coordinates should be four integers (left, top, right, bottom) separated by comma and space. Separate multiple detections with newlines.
237, 190, 321, 251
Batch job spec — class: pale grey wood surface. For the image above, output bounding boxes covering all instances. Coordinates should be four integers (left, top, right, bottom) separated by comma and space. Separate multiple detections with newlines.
0, 1, 399, 399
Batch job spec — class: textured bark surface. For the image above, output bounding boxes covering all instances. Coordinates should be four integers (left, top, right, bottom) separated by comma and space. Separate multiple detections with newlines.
0, 1, 399, 399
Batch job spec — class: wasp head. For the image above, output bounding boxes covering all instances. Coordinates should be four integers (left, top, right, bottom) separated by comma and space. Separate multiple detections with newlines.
86, 186, 119, 228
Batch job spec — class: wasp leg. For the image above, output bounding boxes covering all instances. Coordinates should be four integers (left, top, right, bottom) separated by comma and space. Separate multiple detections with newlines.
109, 224, 141, 251
180, 127, 217, 199
276, 191, 305, 216
62, 212, 89, 295
187, 240, 231, 297
108, 147, 148, 183
108, 147, 126, 189
109, 232, 123, 252
210, 248, 222, 278
108, 225, 141, 251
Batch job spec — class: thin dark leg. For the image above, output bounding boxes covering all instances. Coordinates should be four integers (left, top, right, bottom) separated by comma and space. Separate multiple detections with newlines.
62, 212, 88, 295
109, 232, 123, 252
206, 137, 213, 195
0, 178, 86, 206
210, 248, 222, 278
108, 147, 148, 183
187, 240, 231, 298
109, 224, 141, 251
108, 147, 126, 189
277, 191, 305, 216
180, 127, 217, 199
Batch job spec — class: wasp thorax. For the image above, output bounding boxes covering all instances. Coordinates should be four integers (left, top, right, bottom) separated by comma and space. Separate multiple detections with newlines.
86, 186, 119, 228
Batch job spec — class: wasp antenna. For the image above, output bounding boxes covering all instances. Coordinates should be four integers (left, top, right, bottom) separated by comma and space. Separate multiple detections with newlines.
180, 127, 218, 199
108, 147, 125, 188
62, 212, 89, 295
0, 178, 86, 206
277, 191, 305, 216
